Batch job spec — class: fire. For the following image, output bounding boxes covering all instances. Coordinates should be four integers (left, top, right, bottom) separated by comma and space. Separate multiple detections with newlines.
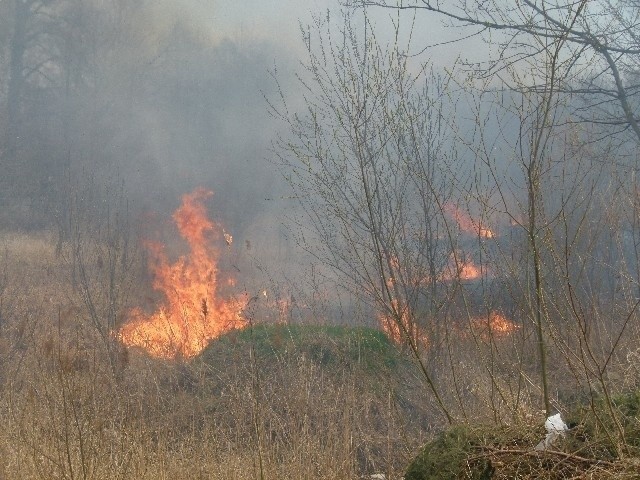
470, 311, 520, 339
441, 251, 484, 281
381, 316, 405, 345
379, 300, 429, 348
444, 203, 495, 238
379, 308, 519, 347
118, 188, 247, 359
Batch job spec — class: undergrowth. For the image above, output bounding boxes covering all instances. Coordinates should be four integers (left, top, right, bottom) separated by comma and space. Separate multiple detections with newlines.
405, 390, 640, 479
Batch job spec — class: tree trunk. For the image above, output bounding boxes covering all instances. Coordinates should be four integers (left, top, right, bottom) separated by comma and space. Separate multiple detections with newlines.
5, 0, 29, 162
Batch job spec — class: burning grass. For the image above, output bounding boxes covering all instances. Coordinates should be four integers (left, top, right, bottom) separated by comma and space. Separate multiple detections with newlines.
118, 189, 247, 359
443, 203, 495, 239
1, 210, 639, 479
0, 228, 430, 479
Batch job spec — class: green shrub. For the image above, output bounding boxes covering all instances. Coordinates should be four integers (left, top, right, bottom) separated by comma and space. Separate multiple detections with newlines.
405, 390, 640, 479
404, 425, 501, 480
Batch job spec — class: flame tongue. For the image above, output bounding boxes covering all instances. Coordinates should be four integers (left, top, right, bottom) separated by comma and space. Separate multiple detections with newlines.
119, 188, 246, 359
444, 203, 495, 238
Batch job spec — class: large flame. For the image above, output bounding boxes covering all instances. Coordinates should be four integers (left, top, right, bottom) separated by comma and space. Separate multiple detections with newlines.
444, 203, 495, 238
118, 188, 247, 359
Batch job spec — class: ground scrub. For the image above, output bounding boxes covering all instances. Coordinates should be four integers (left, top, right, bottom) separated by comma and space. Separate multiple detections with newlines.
405, 391, 640, 479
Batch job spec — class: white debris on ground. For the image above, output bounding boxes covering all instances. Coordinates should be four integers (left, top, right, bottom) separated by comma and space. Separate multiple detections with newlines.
367, 474, 404, 480
535, 413, 569, 451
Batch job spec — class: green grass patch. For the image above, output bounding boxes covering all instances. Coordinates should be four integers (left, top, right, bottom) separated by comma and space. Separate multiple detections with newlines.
568, 389, 640, 458
199, 323, 404, 373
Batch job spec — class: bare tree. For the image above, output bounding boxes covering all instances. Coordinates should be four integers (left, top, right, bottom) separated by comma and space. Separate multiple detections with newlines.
350, 0, 640, 145
271, 10, 467, 423
1, 0, 90, 220
353, 0, 640, 427
329, 1, 640, 428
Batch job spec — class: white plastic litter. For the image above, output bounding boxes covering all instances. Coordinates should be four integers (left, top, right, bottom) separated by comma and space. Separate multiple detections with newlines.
545, 413, 568, 432
535, 413, 568, 451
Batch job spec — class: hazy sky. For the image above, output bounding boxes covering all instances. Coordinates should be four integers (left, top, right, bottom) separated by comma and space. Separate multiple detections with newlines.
211, 0, 337, 41
123, 0, 492, 219
153, 0, 337, 49
153, 1, 487, 67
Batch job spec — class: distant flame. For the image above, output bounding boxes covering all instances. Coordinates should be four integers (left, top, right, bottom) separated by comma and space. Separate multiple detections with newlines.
118, 188, 247, 359
379, 300, 428, 348
440, 251, 484, 281
469, 311, 520, 339
444, 203, 495, 238
379, 309, 518, 346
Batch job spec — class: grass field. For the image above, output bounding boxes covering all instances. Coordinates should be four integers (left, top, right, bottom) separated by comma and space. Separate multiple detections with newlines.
0, 230, 436, 479
1, 229, 639, 479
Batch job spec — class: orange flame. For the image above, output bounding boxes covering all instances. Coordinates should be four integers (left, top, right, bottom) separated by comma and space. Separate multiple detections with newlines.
440, 251, 484, 281
118, 188, 247, 359
379, 300, 429, 348
444, 203, 495, 238
469, 311, 520, 339
379, 309, 519, 347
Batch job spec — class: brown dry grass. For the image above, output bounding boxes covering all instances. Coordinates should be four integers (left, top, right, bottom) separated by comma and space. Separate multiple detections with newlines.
2, 229, 639, 479
0, 230, 432, 479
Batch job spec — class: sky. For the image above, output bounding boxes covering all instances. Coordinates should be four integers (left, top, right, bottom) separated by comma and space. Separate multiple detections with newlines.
153, 0, 338, 50
153, 0, 488, 68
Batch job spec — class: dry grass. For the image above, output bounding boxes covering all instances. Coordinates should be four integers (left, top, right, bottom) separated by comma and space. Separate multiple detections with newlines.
1, 229, 639, 479
0, 340, 424, 479
0, 230, 432, 479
